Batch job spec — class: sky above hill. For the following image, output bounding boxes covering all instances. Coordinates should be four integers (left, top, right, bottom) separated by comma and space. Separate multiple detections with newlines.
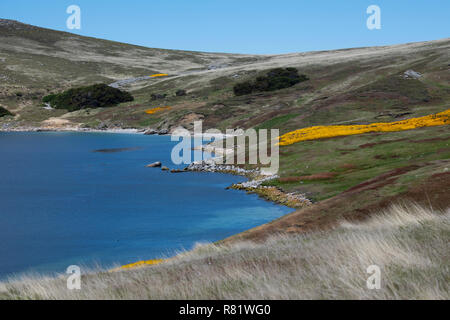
1, 0, 449, 54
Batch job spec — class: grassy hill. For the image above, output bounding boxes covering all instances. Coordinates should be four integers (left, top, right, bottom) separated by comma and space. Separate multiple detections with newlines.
1, 19, 448, 132
0, 20, 449, 297
0, 19, 262, 128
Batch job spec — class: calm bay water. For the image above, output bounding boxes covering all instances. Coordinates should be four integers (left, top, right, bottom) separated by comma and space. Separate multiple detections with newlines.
0, 132, 292, 279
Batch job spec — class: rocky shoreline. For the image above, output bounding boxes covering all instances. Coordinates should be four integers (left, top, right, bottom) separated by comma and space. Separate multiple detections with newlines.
0, 125, 234, 138
145, 157, 311, 208
0, 125, 214, 136
0, 125, 152, 135
186, 160, 312, 209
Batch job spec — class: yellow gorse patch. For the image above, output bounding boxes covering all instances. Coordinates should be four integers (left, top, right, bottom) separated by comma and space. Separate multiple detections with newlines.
145, 106, 171, 114
110, 259, 165, 272
278, 109, 450, 146
150, 73, 169, 77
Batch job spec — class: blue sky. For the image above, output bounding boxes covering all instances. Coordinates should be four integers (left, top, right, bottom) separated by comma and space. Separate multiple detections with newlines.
1, 0, 449, 54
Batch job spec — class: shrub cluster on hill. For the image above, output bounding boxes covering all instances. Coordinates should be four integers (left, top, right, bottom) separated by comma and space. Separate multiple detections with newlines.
233, 68, 309, 96
151, 93, 167, 100
176, 89, 187, 96
0, 106, 13, 117
42, 84, 134, 112
150, 89, 187, 100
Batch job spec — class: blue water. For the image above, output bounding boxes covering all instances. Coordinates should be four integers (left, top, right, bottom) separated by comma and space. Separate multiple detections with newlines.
0, 132, 292, 279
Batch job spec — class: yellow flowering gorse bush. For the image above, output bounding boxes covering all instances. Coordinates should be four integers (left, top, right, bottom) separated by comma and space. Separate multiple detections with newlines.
279, 109, 450, 146
145, 106, 171, 114
150, 73, 169, 77
109, 259, 164, 272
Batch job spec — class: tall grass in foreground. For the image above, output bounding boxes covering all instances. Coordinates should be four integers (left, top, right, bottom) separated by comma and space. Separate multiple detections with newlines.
1, 204, 449, 300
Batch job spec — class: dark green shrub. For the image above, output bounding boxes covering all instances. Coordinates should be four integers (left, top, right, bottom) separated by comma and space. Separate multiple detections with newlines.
42, 84, 133, 112
176, 89, 187, 96
233, 68, 309, 96
42, 94, 57, 103
0, 106, 13, 117
151, 93, 167, 100
233, 81, 254, 96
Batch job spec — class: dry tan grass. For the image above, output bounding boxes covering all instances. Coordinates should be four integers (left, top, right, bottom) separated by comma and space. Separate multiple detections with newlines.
1, 203, 448, 300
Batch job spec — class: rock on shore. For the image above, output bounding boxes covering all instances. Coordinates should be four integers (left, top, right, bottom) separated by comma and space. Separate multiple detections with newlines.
146, 161, 162, 168
144, 128, 169, 135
